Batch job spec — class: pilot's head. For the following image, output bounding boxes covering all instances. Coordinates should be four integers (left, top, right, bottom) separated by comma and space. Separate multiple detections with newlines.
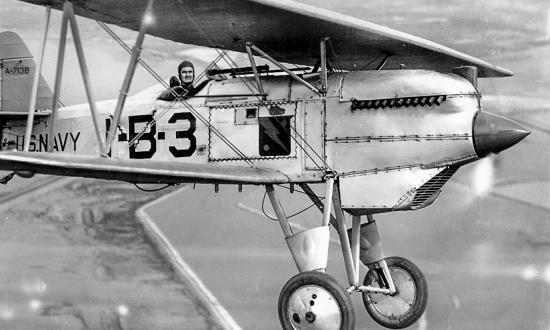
178, 60, 194, 85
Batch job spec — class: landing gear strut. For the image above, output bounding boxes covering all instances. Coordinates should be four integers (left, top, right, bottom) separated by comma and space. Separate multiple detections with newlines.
266, 179, 428, 330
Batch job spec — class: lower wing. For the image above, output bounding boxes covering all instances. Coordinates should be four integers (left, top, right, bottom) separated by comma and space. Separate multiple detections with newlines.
0, 152, 290, 184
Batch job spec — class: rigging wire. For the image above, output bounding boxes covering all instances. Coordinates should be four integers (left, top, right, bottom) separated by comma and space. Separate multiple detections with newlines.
259, 43, 307, 72
359, 54, 383, 71
98, 24, 255, 167
126, 50, 229, 148
274, 183, 317, 197
97, 21, 221, 86
133, 182, 176, 192
97, 21, 257, 168
261, 190, 319, 221
98, 3, 337, 171
176, 4, 264, 100
326, 39, 343, 72
288, 125, 333, 173
287, 130, 324, 172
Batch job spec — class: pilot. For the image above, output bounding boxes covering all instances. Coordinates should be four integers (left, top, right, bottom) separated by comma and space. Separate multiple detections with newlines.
171, 60, 195, 94
158, 60, 211, 101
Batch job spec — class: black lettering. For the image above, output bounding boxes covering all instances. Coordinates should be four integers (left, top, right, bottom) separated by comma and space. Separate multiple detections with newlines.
52, 135, 58, 151
57, 133, 68, 151
29, 135, 36, 152
39, 134, 48, 151
70, 132, 80, 152
168, 112, 196, 157
129, 114, 156, 159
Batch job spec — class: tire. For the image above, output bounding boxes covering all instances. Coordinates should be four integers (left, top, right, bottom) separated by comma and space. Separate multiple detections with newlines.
278, 271, 355, 330
362, 257, 428, 329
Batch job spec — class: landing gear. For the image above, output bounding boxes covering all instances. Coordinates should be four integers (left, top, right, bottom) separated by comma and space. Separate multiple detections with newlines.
362, 257, 428, 329
278, 271, 355, 330
266, 181, 429, 330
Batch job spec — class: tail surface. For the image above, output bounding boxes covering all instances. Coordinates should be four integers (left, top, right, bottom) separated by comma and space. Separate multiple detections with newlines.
0, 31, 53, 115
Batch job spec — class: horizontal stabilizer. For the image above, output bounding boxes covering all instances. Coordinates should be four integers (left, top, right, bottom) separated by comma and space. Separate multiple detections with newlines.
0, 110, 51, 118
0, 152, 290, 184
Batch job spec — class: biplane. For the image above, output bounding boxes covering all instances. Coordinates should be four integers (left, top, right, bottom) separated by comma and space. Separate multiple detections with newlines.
0, 0, 530, 329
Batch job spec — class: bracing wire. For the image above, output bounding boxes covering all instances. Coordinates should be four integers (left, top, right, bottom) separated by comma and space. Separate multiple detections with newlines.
287, 130, 324, 171
98, 21, 224, 87
98, 3, 337, 171
289, 125, 333, 173
259, 43, 308, 72
97, 21, 257, 168
326, 39, 341, 72
274, 184, 318, 197
359, 54, 383, 71
176, 4, 264, 100
101, 37, 255, 168
185, 21, 333, 173
261, 190, 320, 221
133, 182, 176, 192
126, 50, 229, 148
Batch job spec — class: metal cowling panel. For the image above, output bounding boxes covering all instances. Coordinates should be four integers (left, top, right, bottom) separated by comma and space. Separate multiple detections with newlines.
339, 70, 476, 102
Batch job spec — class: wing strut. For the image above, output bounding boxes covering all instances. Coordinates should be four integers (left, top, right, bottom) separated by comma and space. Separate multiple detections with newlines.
245, 43, 265, 98
48, 3, 68, 152
103, 0, 155, 156
48, 1, 107, 153
320, 38, 328, 94
23, 6, 51, 152
245, 39, 330, 96
96, 22, 258, 168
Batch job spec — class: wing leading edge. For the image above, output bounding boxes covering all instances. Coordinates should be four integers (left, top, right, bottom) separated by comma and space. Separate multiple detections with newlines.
17, 0, 511, 77
0, 152, 290, 184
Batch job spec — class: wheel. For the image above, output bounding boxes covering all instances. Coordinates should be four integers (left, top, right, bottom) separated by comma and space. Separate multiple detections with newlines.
362, 257, 428, 329
278, 271, 355, 330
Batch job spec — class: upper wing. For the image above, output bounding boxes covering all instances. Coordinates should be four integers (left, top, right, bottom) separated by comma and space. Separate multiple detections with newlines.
18, 0, 511, 77
0, 152, 290, 184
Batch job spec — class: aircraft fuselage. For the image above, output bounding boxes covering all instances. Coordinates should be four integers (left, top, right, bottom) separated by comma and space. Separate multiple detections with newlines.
1, 70, 527, 214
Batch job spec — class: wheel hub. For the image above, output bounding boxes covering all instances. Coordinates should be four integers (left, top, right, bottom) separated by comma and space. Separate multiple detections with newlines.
369, 268, 416, 317
287, 285, 341, 330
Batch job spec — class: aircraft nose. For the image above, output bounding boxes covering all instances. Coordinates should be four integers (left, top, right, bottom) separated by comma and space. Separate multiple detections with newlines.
472, 111, 530, 157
